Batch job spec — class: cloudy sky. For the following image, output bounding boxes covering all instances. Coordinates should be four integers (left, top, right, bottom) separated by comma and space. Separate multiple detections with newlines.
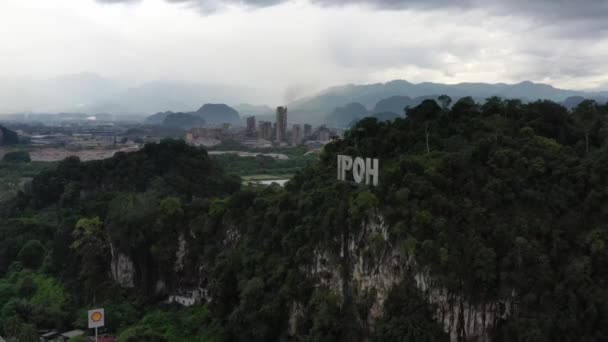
2, 0, 608, 103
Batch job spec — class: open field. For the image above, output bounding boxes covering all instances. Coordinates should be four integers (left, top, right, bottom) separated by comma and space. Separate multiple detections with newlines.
241, 174, 294, 181
0, 146, 140, 162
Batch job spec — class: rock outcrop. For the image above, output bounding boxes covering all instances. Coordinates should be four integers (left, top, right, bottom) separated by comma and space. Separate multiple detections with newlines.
304, 213, 516, 342
108, 209, 516, 341
110, 244, 135, 288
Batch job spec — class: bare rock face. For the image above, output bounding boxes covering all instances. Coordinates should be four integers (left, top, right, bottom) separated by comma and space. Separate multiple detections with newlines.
108, 208, 514, 342
110, 243, 135, 288
174, 233, 187, 273
415, 272, 516, 342
303, 212, 515, 342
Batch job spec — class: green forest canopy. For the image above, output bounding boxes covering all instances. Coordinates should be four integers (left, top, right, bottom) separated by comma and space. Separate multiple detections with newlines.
1, 97, 608, 341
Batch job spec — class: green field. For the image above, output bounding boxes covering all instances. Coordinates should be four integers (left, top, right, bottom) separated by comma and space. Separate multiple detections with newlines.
241, 174, 293, 181
211, 149, 318, 177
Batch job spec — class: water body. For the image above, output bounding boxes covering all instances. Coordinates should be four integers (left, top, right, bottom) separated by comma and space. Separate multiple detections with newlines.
208, 150, 289, 160
258, 179, 289, 186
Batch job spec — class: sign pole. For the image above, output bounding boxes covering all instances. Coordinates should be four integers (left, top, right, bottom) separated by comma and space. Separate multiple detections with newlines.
88, 308, 104, 341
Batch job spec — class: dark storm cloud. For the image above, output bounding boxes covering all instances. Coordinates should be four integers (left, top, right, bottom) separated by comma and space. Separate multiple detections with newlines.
95, 0, 141, 3
166, 0, 284, 5
96, 0, 608, 28
318, 0, 608, 33
89, 0, 608, 90
149, 0, 608, 28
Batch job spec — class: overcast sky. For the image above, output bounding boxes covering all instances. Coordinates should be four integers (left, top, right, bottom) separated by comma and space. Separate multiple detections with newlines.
2, 0, 608, 103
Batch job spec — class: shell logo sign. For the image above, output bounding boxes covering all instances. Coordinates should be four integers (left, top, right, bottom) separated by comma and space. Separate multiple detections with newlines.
88, 308, 105, 328
91, 311, 103, 322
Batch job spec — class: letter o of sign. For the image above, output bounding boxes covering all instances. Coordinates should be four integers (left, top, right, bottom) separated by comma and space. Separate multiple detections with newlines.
353, 157, 365, 183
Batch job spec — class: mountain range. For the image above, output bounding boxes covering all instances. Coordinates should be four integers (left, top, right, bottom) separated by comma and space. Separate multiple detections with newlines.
2, 74, 608, 126
287, 80, 608, 124
146, 103, 241, 128
0, 73, 276, 116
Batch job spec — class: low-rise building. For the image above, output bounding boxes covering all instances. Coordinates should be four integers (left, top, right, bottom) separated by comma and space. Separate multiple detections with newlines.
259, 121, 273, 141
60, 330, 84, 341
291, 124, 302, 146
303, 124, 312, 138
40, 331, 59, 341
168, 288, 209, 307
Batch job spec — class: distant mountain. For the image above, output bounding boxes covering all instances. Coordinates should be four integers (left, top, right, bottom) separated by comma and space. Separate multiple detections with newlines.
373, 96, 412, 115
0, 73, 275, 115
162, 113, 205, 129
324, 102, 368, 128
234, 104, 274, 117
372, 95, 438, 115
372, 111, 402, 122
145, 104, 240, 127
324, 95, 443, 127
146, 111, 174, 125
106, 81, 267, 115
0, 73, 122, 114
193, 104, 240, 125
289, 80, 608, 123
561, 95, 608, 109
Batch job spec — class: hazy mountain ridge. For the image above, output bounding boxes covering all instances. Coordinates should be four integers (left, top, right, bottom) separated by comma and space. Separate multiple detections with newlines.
3, 75, 608, 126
325, 102, 368, 128
194, 104, 240, 125
162, 112, 206, 129
290, 80, 608, 123
146, 103, 240, 127
0, 73, 275, 115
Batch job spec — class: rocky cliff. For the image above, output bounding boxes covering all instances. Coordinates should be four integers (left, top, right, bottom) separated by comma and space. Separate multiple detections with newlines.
108, 210, 515, 341
302, 213, 516, 341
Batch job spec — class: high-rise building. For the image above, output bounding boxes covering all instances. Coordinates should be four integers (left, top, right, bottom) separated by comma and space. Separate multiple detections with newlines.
292, 124, 302, 146
275, 106, 287, 143
259, 121, 273, 141
319, 128, 330, 142
246, 116, 256, 137
303, 124, 312, 138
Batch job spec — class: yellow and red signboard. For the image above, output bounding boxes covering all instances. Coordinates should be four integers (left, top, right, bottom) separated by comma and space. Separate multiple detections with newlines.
88, 308, 105, 329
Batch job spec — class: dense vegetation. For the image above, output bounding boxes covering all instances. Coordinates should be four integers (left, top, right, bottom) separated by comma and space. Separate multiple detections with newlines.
2, 97, 608, 341
0, 140, 239, 339
0, 161, 55, 202
208, 142, 319, 176
211, 152, 318, 177
2, 151, 31, 163
0, 125, 19, 145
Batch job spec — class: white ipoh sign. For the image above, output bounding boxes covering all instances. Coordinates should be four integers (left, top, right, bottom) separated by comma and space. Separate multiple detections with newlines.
337, 155, 379, 186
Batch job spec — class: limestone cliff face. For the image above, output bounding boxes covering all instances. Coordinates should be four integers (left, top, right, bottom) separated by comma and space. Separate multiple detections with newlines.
107, 211, 515, 341
174, 233, 187, 273
305, 213, 515, 342
110, 243, 135, 288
